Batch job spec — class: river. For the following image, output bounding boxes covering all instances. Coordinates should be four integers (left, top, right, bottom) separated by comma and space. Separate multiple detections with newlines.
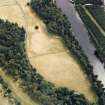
56, 0, 105, 86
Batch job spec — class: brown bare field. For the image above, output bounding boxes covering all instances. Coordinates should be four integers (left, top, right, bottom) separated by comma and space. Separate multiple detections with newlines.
0, 0, 97, 102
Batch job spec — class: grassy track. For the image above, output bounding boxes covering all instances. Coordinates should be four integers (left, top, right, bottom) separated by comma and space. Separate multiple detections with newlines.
0, 69, 38, 105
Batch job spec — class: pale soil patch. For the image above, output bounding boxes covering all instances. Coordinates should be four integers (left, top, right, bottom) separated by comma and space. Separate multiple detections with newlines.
0, 0, 15, 6
18, 0, 97, 102
83, 6, 105, 36
0, 5, 25, 27
17, 0, 66, 58
0, 70, 38, 105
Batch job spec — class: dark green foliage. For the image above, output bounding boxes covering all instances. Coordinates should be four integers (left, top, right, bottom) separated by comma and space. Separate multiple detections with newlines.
30, 0, 90, 71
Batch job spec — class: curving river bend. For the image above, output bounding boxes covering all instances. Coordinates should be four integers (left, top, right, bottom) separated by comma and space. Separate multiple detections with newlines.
56, 0, 105, 86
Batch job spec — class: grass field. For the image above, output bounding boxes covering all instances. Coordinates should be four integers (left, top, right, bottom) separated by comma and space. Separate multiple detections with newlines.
0, 0, 97, 102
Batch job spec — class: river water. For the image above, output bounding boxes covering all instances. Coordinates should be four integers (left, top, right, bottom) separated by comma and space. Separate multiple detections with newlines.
56, 0, 105, 86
